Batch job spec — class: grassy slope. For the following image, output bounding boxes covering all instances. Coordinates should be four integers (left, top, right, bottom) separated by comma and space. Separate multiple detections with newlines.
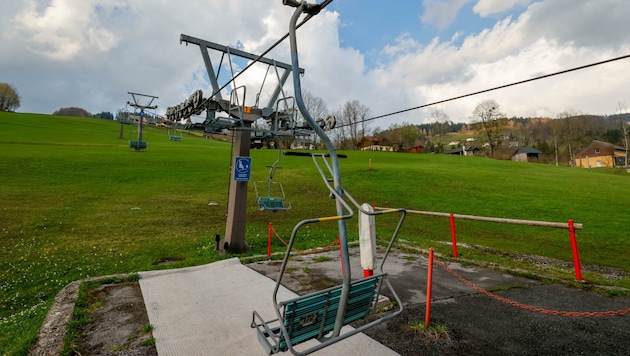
0, 111, 629, 354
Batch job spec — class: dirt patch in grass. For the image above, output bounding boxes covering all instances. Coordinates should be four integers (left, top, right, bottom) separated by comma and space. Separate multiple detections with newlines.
77, 282, 157, 355
29, 280, 157, 356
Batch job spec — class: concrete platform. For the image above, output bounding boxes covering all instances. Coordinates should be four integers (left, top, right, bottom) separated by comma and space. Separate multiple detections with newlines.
139, 258, 399, 356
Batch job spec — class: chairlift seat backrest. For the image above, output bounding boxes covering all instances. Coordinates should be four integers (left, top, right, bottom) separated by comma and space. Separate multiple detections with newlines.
278, 273, 384, 350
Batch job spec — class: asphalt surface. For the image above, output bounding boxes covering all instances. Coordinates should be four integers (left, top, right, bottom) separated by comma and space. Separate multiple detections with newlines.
245, 246, 630, 355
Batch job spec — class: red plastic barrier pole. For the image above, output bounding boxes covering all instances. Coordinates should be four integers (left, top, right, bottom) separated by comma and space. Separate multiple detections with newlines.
568, 220, 583, 281
267, 222, 273, 259
425, 248, 434, 326
450, 213, 458, 258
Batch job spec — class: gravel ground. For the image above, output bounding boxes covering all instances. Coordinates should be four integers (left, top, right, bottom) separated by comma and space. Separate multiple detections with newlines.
361, 284, 630, 355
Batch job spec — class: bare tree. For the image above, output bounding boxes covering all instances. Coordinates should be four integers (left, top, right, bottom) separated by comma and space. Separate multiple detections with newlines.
472, 99, 505, 158
431, 109, 450, 137
556, 110, 591, 167
298, 91, 329, 149
0, 83, 21, 112
617, 102, 629, 167
550, 118, 563, 166
334, 100, 370, 149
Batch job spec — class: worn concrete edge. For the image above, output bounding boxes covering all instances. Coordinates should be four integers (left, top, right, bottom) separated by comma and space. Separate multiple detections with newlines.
28, 273, 131, 356
26, 254, 310, 356
28, 258, 252, 355
138, 257, 241, 279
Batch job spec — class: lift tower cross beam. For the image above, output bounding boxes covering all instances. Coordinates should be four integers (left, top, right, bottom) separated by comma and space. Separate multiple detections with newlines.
180, 34, 303, 111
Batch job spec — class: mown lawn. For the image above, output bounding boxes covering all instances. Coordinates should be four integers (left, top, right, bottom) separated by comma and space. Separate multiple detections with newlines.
1, 111, 629, 354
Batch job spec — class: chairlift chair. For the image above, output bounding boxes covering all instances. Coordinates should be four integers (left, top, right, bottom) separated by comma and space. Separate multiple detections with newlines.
204, 85, 246, 133
251, 2, 406, 354
255, 148, 291, 212
168, 128, 182, 141
251, 152, 406, 355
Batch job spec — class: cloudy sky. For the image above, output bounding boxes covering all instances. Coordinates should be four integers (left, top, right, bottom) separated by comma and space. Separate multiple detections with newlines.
2, 0, 629, 130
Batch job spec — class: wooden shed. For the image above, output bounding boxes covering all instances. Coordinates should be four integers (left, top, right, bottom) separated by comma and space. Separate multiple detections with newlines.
510, 147, 542, 162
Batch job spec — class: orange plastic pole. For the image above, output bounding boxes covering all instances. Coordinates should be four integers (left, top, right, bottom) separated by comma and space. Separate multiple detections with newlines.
267, 222, 273, 259
450, 213, 458, 258
568, 220, 583, 281
425, 248, 434, 325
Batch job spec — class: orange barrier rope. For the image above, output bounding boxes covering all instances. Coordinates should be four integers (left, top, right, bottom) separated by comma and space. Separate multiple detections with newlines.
434, 256, 630, 317
271, 225, 340, 255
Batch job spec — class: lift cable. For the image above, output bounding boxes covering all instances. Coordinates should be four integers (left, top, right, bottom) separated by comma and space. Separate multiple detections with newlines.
208, 0, 334, 101
335, 53, 630, 129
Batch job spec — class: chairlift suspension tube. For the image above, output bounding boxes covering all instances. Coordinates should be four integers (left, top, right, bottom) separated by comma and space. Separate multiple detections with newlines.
287, 2, 352, 339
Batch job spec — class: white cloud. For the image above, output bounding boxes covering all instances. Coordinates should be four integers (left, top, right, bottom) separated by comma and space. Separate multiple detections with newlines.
473, 0, 532, 17
420, 0, 472, 30
1, 0, 629, 130
9, 0, 121, 60
366, 0, 630, 124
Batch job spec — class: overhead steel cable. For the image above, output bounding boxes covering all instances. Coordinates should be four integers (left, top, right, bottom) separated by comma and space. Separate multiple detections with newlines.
336, 53, 630, 128
208, 0, 334, 101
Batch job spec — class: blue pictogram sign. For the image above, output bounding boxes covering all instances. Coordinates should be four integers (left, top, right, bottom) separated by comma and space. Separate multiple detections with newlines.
234, 156, 251, 181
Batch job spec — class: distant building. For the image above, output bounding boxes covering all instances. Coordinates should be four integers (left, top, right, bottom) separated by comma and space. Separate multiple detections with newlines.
510, 147, 542, 162
444, 146, 479, 156
408, 145, 424, 154
574, 140, 627, 168
358, 136, 394, 151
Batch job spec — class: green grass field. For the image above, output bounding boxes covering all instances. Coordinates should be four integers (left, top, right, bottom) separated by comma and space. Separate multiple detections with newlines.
1, 111, 629, 355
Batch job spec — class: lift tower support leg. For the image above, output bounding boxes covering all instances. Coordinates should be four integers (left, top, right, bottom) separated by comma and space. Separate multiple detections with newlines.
222, 128, 252, 253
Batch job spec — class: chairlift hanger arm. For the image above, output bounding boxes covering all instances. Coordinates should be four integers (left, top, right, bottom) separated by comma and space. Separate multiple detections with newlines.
127, 92, 159, 109
127, 102, 158, 110
127, 92, 159, 99
282, 0, 323, 15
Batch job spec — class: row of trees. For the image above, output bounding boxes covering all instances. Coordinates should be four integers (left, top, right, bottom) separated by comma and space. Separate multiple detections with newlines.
295, 92, 629, 166
0, 82, 21, 112
53, 107, 115, 120
295, 93, 422, 151
426, 99, 630, 165
7, 79, 624, 166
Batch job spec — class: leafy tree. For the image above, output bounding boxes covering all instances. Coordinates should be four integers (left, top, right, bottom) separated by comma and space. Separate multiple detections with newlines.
53, 107, 91, 117
381, 122, 422, 151
0, 82, 21, 112
602, 129, 623, 145
94, 111, 114, 120
472, 99, 506, 158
